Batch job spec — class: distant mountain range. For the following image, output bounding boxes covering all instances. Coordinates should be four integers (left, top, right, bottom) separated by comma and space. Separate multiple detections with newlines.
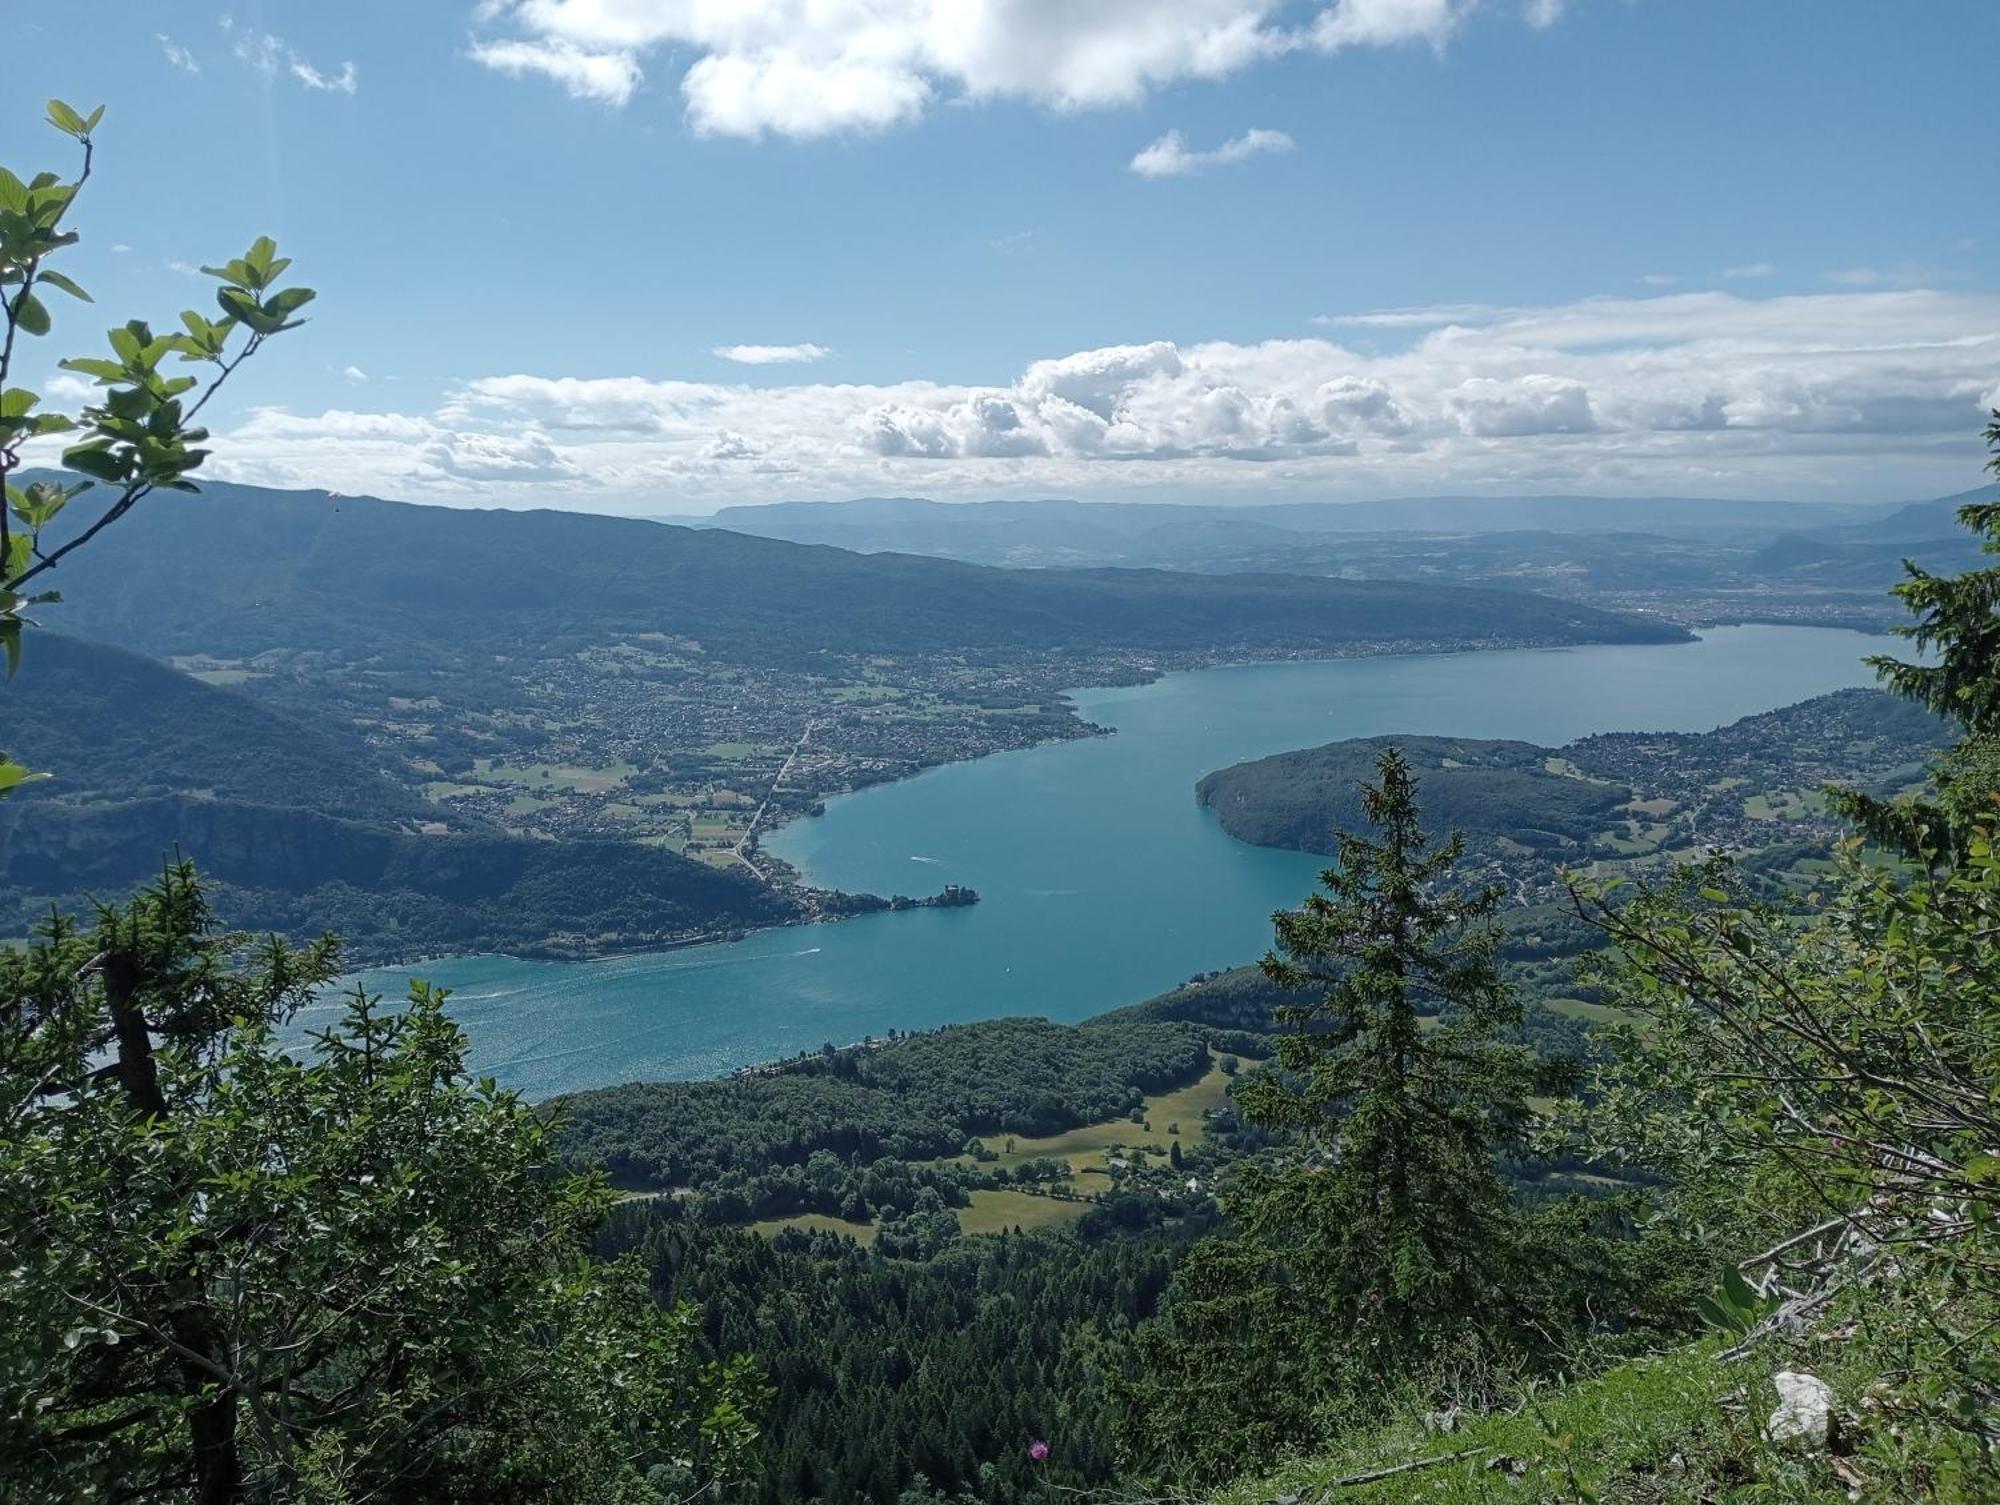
694, 487, 1998, 581
23, 474, 1686, 666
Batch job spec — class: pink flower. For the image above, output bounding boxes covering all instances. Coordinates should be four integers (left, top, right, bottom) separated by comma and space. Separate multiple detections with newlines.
1029, 1440, 1050, 1462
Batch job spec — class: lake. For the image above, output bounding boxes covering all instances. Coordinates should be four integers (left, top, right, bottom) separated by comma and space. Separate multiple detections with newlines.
329, 625, 1893, 1099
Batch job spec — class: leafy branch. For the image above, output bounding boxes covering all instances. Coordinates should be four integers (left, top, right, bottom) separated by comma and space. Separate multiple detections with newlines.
0, 98, 314, 793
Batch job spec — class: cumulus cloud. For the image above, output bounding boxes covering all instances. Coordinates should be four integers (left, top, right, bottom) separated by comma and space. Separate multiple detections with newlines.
225, 20, 357, 93
470, 1, 1533, 139
713, 343, 832, 365
1131, 126, 1294, 177
467, 39, 641, 105
203, 289, 2000, 508
1448, 374, 1595, 436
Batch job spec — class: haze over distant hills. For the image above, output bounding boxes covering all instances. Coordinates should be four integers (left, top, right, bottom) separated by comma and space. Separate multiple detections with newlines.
700, 492, 1898, 560
695, 486, 2000, 628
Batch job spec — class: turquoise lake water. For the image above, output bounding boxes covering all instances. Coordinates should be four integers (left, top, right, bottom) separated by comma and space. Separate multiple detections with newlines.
324, 625, 1893, 1099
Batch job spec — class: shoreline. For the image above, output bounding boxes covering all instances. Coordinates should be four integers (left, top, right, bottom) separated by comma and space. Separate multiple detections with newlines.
349, 625, 1702, 977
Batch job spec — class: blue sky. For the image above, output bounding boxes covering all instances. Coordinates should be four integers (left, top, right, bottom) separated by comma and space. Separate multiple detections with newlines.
10, 1, 1999, 512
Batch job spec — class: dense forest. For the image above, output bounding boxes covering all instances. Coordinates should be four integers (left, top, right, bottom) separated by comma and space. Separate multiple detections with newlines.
557, 1015, 1216, 1190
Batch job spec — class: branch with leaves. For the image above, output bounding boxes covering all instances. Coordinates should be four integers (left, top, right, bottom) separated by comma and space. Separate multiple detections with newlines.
0, 98, 314, 793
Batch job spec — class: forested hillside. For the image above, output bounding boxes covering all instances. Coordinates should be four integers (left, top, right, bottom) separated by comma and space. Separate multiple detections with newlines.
1198, 688, 1947, 867
0, 635, 800, 955
25, 474, 1688, 664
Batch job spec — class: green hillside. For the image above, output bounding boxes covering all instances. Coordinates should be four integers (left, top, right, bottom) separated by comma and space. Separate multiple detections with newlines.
1198, 733, 1630, 854
0, 636, 799, 955
1196, 689, 1947, 861
24, 474, 1689, 665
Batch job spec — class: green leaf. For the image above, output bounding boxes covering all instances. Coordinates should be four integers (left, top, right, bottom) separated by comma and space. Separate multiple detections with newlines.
1720, 1262, 1760, 1313
0, 758, 50, 792
13, 292, 50, 337
45, 99, 88, 137
245, 235, 278, 278
57, 357, 123, 383
0, 168, 26, 214
0, 388, 36, 419
38, 269, 90, 302
0, 620, 21, 679
83, 105, 106, 133
60, 442, 128, 483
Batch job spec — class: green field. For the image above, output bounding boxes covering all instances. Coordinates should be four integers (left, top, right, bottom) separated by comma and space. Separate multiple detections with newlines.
964, 1059, 1236, 1176
750, 1212, 877, 1244
474, 758, 638, 794
955, 1189, 1092, 1236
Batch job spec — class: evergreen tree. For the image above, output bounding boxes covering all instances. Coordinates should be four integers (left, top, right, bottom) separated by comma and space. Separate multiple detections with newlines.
1567, 427, 2000, 1491
1122, 749, 1568, 1482
0, 865, 762, 1503
1839, 412, 2000, 855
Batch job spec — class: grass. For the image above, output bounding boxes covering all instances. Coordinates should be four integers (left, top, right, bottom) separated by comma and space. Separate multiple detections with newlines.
1210, 1341, 1753, 1505
1542, 997, 1628, 1027
473, 758, 638, 794
422, 781, 497, 802
960, 1059, 1238, 1175
955, 1189, 1093, 1236
1622, 796, 1679, 817
750, 1212, 877, 1244
1744, 788, 1828, 821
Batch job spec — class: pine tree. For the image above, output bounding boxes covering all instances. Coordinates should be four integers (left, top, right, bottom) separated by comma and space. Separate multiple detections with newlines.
1123, 749, 1562, 1482
1839, 412, 2000, 854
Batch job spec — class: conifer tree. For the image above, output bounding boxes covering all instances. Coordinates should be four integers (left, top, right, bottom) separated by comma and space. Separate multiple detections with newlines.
1838, 412, 2000, 854
1123, 749, 1566, 1481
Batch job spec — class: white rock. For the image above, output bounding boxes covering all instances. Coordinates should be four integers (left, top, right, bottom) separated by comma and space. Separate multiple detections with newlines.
1766, 1370, 1835, 1449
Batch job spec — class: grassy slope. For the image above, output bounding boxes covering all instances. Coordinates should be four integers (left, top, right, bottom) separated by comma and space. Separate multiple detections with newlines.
1210, 1323, 1958, 1505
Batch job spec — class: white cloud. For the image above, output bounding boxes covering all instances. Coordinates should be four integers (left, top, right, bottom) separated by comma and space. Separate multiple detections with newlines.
1637, 272, 1679, 287
467, 39, 641, 105
1313, 0, 1466, 48
1131, 126, 1294, 177
1826, 263, 1960, 290
204, 289, 2000, 508
1722, 261, 1776, 280
42, 373, 95, 403
713, 343, 832, 365
158, 35, 200, 74
1448, 374, 1595, 436
227, 22, 358, 94
342, 365, 370, 385
471, 1, 1541, 138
